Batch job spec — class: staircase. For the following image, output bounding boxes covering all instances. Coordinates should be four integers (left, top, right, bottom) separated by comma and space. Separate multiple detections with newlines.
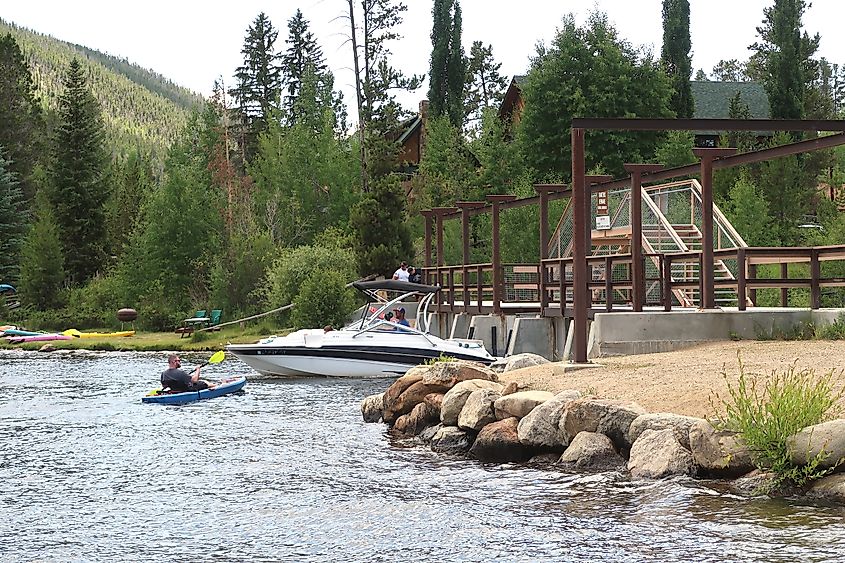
548, 179, 751, 308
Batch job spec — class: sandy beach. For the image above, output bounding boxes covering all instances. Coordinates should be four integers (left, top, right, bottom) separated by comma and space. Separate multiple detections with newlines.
499, 340, 845, 418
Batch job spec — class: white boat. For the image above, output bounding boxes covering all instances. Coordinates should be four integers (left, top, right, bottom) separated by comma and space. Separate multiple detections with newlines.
226, 280, 495, 378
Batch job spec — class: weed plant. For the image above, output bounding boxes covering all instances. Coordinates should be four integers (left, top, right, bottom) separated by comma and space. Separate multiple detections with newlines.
424, 354, 457, 365
712, 355, 843, 491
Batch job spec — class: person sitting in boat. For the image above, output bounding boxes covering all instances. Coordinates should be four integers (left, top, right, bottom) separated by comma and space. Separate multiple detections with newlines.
392, 307, 411, 328
407, 266, 422, 285
160, 354, 214, 392
392, 261, 410, 282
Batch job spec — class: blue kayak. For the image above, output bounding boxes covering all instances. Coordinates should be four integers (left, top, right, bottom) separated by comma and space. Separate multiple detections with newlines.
142, 377, 247, 405
1, 328, 44, 336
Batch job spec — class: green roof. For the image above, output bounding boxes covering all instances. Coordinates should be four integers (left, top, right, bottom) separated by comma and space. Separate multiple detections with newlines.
691, 81, 770, 120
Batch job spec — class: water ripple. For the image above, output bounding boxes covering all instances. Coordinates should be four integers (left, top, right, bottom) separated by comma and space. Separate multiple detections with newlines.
1, 351, 843, 562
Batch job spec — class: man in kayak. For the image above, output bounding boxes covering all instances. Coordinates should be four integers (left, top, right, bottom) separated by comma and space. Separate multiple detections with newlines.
161, 354, 215, 392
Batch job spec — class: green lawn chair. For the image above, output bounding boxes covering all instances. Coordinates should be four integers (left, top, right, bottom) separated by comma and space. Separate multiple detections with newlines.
209, 309, 223, 330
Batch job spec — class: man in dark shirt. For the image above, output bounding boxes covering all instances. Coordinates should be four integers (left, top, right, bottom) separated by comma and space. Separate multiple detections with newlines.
160, 354, 212, 392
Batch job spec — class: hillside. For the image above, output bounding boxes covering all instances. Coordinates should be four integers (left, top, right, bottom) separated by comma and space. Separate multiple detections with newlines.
0, 18, 204, 158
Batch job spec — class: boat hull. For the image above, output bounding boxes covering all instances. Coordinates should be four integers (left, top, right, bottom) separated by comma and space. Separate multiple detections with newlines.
142, 377, 247, 405
5, 334, 72, 343
227, 339, 494, 378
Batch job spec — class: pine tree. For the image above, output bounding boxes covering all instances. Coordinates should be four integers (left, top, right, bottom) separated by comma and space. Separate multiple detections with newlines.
428, 0, 465, 127
751, 0, 818, 120
281, 10, 325, 123
0, 33, 43, 202
51, 58, 109, 285
0, 147, 27, 283
711, 59, 751, 82
464, 41, 508, 135
350, 175, 413, 277
230, 12, 282, 160
18, 191, 65, 310
661, 0, 694, 118
446, 1, 466, 127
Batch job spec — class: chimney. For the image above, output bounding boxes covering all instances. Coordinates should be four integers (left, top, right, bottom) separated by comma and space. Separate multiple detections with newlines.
419, 99, 429, 122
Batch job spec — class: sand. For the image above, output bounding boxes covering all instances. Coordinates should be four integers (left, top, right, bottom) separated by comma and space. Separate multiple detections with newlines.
497, 340, 845, 418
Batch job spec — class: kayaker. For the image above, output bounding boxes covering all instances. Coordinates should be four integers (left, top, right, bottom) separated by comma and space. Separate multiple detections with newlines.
160, 354, 215, 392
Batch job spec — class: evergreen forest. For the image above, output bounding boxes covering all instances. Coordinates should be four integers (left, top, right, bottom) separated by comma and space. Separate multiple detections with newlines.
3, 0, 845, 333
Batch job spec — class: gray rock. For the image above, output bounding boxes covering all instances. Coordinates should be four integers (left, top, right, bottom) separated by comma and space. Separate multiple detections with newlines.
418, 423, 443, 444
688, 419, 755, 477
560, 398, 647, 452
628, 428, 695, 479
731, 469, 777, 496
431, 426, 473, 454
383, 380, 452, 424
393, 402, 439, 436
629, 413, 704, 450
528, 453, 561, 465
518, 389, 581, 450
494, 390, 554, 420
440, 379, 504, 426
787, 419, 845, 471
458, 388, 501, 431
806, 474, 845, 502
489, 353, 550, 373
469, 417, 533, 462
558, 432, 624, 471
420, 360, 499, 386
361, 393, 384, 423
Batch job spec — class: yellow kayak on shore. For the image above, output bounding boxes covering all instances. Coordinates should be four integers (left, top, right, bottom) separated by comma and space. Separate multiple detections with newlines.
62, 329, 136, 338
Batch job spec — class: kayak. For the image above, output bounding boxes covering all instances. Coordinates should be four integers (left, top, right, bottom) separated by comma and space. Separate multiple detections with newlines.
73, 330, 136, 338
5, 334, 72, 344
142, 376, 247, 405
2, 328, 45, 337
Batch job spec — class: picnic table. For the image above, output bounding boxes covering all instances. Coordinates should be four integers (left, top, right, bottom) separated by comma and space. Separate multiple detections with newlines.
176, 315, 211, 338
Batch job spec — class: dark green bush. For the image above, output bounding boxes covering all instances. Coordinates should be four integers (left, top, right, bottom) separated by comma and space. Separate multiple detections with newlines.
290, 270, 356, 330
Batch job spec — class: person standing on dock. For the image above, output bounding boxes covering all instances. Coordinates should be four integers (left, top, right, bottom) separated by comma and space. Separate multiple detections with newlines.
392, 261, 410, 282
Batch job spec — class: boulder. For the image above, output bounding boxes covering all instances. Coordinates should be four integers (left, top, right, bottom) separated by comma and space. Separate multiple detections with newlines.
420, 360, 498, 387
489, 353, 550, 373
518, 389, 582, 451
469, 417, 533, 462
393, 402, 439, 436
418, 423, 443, 444
458, 388, 501, 431
628, 428, 695, 480
431, 426, 473, 454
787, 419, 845, 471
529, 453, 561, 465
688, 419, 755, 477
560, 398, 647, 452
423, 393, 444, 417
806, 474, 845, 503
381, 371, 425, 416
360, 393, 384, 423
494, 390, 554, 420
731, 469, 777, 496
501, 381, 519, 396
629, 413, 704, 450
558, 432, 624, 471
38, 344, 57, 352
383, 380, 452, 424
441, 379, 504, 426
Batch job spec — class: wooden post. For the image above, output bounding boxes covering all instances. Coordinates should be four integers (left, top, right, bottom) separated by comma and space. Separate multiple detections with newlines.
535, 184, 567, 315
737, 247, 747, 311
422, 211, 432, 282
572, 128, 587, 363
624, 164, 664, 312
663, 254, 672, 312
810, 248, 821, 309
456, 202, 485, 313
692, 148, 735, 309
780, 263, 788, 307
487, 195, 517, 315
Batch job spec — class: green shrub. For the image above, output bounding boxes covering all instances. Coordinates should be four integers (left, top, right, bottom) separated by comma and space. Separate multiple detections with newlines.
712, 357, 843, 491
816, 315, 845, 340
290, 270, 356, 330
424, 354, 456, 365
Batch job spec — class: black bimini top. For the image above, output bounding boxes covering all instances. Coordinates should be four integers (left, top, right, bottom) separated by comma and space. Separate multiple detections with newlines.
352, 280, 440, 294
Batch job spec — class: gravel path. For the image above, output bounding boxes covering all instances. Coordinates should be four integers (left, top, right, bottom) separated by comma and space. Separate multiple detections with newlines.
498, 340, 845, 418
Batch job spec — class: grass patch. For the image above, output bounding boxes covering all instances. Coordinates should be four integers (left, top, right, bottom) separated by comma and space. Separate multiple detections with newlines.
711, 355, 843, 491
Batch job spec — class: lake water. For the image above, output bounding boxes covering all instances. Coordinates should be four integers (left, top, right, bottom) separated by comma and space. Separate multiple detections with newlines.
1, 350, 844, 562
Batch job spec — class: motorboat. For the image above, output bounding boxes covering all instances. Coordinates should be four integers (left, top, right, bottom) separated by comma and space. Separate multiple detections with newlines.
226, 280, 495, 378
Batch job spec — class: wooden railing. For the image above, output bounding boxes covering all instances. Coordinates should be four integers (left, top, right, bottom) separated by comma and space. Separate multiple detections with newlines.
423, 245, 845, 316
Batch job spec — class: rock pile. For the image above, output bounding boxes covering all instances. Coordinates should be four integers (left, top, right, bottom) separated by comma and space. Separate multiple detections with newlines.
361, 355, 845, 503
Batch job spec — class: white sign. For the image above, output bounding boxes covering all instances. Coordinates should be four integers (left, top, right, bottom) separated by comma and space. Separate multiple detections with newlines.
595, 215, 611, 230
